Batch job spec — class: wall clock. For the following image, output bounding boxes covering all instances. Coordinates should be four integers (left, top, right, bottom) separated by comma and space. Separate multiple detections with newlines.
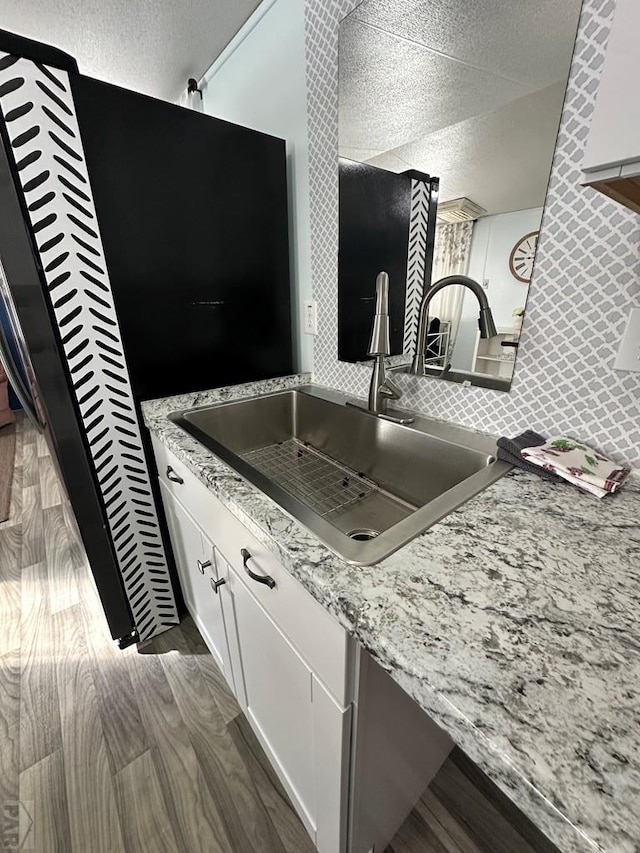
508, 230, 539, 283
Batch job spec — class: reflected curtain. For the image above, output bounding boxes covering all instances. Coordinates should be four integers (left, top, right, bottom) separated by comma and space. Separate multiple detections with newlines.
428, 221, 474, 356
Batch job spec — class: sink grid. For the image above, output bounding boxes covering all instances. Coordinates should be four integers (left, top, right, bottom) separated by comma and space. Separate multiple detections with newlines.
241, 439, 378, 518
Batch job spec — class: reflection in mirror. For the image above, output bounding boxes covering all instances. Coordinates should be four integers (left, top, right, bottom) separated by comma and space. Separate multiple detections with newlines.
337, 0, 583, 391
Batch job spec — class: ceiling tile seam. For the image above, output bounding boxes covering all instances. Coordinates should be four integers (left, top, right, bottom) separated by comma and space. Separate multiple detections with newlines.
344, 16, 542, 91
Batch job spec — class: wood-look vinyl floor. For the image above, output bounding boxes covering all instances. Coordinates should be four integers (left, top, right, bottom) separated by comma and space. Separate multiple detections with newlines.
0, 414, 555, 853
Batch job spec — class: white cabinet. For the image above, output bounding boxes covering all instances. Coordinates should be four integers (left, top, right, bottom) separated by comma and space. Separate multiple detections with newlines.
153, 433, 352, 706
159, 479, 202, 614
158, 482, 234, 690
154, 438, 352, 852
153, 435, 452, 853
230, 568, 317, 828
581, 0, 640, 213
224, 556, 351, 850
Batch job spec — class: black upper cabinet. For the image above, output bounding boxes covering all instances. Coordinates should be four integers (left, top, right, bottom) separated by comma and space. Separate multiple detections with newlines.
70, 75, 293, 401
338, 159, 411, 363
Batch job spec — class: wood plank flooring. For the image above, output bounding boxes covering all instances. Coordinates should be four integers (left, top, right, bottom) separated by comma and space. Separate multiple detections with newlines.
0, 414, 556, 853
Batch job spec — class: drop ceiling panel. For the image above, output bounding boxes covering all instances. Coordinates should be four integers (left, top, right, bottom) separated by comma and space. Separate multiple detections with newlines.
339, 17, 531, 152
0, 0, 262, 101
364, 82, 567, 215
348, 0, 582, 88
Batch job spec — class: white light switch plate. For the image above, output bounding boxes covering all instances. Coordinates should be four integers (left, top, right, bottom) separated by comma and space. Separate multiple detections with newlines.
303, 300, 318, 335
614, 307, 640, 372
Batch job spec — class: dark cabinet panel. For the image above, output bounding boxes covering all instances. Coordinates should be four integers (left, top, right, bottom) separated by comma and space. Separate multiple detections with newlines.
71, 76, 293, 400
338, 159, 411, 363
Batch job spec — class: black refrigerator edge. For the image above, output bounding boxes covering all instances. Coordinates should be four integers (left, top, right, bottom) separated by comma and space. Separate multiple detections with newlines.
0, 30, 293, 644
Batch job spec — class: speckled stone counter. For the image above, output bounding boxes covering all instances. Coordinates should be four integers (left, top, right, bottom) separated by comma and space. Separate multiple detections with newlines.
142, 375, 640, 853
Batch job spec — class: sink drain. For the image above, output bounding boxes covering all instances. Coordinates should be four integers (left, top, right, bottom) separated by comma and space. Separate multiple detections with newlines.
347, 528, 380, 541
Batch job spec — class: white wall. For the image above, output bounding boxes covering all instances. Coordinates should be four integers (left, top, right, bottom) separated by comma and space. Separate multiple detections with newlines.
452, 207, 542, 370
199, 0, 313, 371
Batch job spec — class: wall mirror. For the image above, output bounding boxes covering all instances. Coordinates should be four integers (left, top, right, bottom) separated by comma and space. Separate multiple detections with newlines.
337, 0, 582, 391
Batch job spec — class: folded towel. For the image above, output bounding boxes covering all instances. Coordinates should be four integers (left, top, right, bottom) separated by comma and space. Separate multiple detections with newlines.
496, 431, 562, 482
520, 436, 631, 498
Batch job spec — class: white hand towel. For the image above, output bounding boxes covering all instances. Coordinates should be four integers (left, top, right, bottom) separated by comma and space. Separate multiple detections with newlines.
520, 437, 630, 498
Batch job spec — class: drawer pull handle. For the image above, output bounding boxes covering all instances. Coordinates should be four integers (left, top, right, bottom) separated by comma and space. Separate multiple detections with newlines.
166, 466, 184, 484
211, 577, 226, 594
241, 548, 276, 589
197, 559, 211, 574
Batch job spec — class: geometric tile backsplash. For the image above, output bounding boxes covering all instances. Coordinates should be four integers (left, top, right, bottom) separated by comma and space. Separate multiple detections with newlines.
304, 0, 640, 469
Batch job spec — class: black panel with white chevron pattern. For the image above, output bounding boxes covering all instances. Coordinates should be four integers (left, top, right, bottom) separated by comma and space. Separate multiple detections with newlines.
402, 179, 431, 355
0, 53, 178, 641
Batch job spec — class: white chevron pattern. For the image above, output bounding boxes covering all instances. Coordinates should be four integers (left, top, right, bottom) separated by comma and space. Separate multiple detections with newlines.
0, 54, 179, 640
402, 179, 431, 356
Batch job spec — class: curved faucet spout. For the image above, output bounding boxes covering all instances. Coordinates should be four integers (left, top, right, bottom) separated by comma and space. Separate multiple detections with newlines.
410, 274, 497, 375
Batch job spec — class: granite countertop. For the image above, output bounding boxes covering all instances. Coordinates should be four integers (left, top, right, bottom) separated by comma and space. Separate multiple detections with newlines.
142, 374, 640, 853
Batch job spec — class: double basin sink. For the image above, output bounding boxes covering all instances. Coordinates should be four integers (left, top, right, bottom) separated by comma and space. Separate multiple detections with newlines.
169, 385, 508, 564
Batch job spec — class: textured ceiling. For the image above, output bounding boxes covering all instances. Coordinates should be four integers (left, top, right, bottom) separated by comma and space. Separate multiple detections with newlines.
367, 82, 568, 212
0, 0, 262, 101
339, 0, 584, 215
348, 0, 583, 88
339, 19, 531, 152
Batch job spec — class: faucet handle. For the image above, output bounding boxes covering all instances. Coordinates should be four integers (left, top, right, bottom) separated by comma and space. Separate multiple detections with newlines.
379, 374, 402, 401
368, 271, 391, 356
375, 271, 389, 313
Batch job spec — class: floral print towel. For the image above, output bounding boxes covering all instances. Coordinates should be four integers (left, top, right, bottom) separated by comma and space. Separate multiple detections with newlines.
521, 437, 631, 498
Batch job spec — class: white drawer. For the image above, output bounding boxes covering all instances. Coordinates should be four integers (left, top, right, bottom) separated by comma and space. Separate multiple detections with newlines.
152, 434, 201, 500
151, 435, 352, 706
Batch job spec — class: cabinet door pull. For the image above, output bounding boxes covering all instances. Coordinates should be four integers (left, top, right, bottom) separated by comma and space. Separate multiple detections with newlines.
197, 559, 211, 574
210, 577, 226, 594
241, 548, 276, 589
166, 466, 184, 484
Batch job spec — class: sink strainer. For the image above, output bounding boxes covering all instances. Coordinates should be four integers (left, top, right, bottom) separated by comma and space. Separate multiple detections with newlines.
347, 529, 380, 542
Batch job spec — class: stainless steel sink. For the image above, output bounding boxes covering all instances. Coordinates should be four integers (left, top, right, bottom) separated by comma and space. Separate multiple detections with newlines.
169, 385, 509, 564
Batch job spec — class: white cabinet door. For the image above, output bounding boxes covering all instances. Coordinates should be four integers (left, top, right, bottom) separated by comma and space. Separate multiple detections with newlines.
224, 557, 350, 853
583, 0, 640, 173
159, 482, 234, 689
159, 480, 204, 615
194, 539, 234, 685
228, 564, 317, 839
